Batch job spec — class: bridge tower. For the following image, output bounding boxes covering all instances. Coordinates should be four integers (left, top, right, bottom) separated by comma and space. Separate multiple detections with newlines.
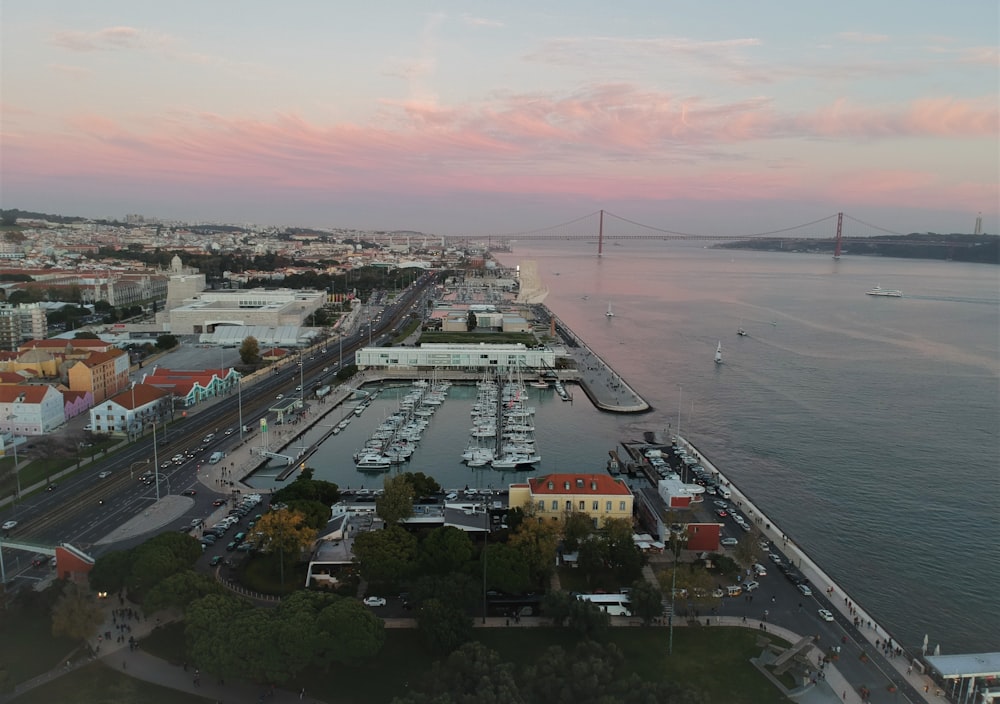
598, 209, 605, 256
833, 212, 843, 260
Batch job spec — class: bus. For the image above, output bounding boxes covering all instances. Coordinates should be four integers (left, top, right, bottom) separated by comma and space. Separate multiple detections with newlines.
576, 593, 632, 616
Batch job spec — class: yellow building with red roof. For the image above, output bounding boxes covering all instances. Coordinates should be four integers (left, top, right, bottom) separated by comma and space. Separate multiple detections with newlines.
509, 473, 633, 528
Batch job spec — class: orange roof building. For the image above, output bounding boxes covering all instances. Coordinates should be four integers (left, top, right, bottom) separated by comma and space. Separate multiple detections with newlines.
509, 473, 634, 528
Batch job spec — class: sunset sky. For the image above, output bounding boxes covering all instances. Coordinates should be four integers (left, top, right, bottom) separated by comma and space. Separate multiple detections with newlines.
2, 1, 997, 236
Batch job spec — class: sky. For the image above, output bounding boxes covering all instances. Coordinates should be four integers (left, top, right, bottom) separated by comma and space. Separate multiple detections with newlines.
2, 1, 997, 236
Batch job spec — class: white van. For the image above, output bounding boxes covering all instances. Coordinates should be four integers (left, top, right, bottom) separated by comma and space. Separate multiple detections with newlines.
717, 485, 732, 499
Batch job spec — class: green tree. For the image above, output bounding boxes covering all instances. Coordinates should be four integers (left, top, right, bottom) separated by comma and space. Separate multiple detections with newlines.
466, 311, 477, 331
155, 334, 178, 350
734, 529, 764, 568
352, 525, 418, 588
239, 335, 260, 364
541, 590, 575, 626
410, 573, 481, 613
392, 642, 524, 704
628, 578, 664, 625
317, 598, 386, 664
143, 570, 224, 613
565, 598, 610, 640
561, 512, 594, 552
376, 474, 414, 525
185, 593, 252, 679
128, 532, 202, 599
51, 582, 104, 643
400, 471, 441, 497
483, 543, 532, 595
418, 526, 474, 576
271, 475, 340, 505
416, 598, 473, 655
88, 549, 133, 593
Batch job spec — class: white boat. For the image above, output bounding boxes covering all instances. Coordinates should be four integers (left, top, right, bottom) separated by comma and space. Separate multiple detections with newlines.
606, 302, 615, 317
866, 285, 902, 297
714, 341, 723, 365
355, 453, 391, 471
738, 319, 747, 336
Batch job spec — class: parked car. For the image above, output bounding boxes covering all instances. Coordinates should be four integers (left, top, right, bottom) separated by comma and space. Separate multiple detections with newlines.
209, 556, 223, 566
818, 609, 834, 622
797, 584, 813, 597
181, 489, 197, 497
743, 580, 760, 592
720, 537, 739, 547
363, 596, 387, 607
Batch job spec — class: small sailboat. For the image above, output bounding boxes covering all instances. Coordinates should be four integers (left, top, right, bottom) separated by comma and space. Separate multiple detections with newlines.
714, 341, 723, 365
606, 302, 615, 318
738, 319, 747, 336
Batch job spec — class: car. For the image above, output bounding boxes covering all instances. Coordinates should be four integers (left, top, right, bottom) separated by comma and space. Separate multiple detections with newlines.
363, 596, 387, 607
202, 434, 215, 443
711, 588, 725, 598
236, 542, 254, 552
752, 563, 768, 577
225, 541, 237, 551
224, 428, 235, 436
322, 367, 330, 372
83, 424, 94, 431
713, 500, 728, 509
743, 580, 760, 592
276, 394, 284, 400
769, 553, 783, 564
720, 537, 739, 547
797, 583, 813, 596
181, 489, 197, 497
716, 509, 728, 517
295, 385, 302, 391
98, 470, 112, 479
818, 609, 834, 622
31, 555, 47, 568
209, 556, 223, 566
212, 499, 226, 506
161, 461, 171, 468
46, 484, 58, 492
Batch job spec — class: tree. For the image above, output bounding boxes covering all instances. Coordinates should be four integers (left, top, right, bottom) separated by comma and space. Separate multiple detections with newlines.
254, 508, 316, 563
128, 532, 202, 599
376, 474, 414, 525
271, 475, 340, 505
239, 335, 260, 364
410, 573, 480, 613
628, 578, 664, 625
565, 598, 610, 639
51, 582, 104, 643
88, 549, 133, 593
483, 543, 533, 595
541, 590, 575, 626
561, 512, 594, 552
416, 598, 473, 655
317, 598, 386, 664
418, 526, 474, 576
735, 529, 764, 568
507, 519, 559, 586
394, 642, 524, 704
143, 570, 224, 613
400, 471, 441, 498
352, 525, 418, 588
466, 311, 477, 331
155, 334, 178, 350
185, 593, 252, 679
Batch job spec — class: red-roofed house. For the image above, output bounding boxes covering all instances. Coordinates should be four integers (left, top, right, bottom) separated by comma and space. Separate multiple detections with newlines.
0, 385, 67, 435
66, 348, 130, 404
509, 473, 634, 528
141, 367, 240, 408
88, 383, 173, 436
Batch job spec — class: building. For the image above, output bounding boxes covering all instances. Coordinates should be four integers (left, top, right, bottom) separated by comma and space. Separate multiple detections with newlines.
66, 348, 130, 404
0, 303, 47, 350
0, 385, 67, 435
166, 287, 326, 335
87, 383, 173, 436
355, 343, 555, 373
657, 475, 706, 509
509, 473, 633, 528
141, 367, 240, 408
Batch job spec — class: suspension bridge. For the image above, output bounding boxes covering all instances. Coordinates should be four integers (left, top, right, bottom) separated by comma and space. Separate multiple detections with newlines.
466, 210, 972, 258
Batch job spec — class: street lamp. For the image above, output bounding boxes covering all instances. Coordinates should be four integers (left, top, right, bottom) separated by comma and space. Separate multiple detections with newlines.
237, 376, 244, 441
150, 422, 161, 501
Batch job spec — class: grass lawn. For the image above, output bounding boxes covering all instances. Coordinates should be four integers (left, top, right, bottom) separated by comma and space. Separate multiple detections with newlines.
0, 595, 79, 687
15, 661, 214, 704
142, 622, 788, 704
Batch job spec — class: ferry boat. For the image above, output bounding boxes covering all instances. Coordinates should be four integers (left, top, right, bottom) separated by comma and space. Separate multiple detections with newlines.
866, 285, 902, 297
355, 453, 391, 471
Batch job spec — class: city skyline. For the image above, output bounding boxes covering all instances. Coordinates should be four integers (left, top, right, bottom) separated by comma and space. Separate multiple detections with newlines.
2, 1, 997, 236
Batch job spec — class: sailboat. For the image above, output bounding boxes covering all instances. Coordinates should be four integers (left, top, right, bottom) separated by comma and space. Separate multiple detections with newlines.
738, 320, 747, 336
714, 341, 723, 364
606, 302, 615, 318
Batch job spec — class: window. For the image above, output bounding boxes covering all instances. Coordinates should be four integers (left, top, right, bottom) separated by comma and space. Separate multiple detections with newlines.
565, 501, 572, 511
592, 501, 599, 511
605, 501, 612, 512
551, 500, 558, 511
619, 501, 626, 511
537, 500, 544, 511
578, 500, 585, 510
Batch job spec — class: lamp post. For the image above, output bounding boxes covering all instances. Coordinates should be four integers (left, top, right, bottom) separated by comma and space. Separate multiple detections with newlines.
482, 501, 488, 624
10, 436, 21, 512
151, 422, 161, 501
238, 376, 244, 441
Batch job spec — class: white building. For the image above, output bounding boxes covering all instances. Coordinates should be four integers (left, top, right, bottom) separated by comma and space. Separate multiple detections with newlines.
355, 343, 555, 372
166, 287, 326, 335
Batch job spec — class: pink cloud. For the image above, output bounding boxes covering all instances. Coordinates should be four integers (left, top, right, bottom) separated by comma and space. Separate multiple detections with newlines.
51, 26, 153, 52
2, 85, 995, 218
